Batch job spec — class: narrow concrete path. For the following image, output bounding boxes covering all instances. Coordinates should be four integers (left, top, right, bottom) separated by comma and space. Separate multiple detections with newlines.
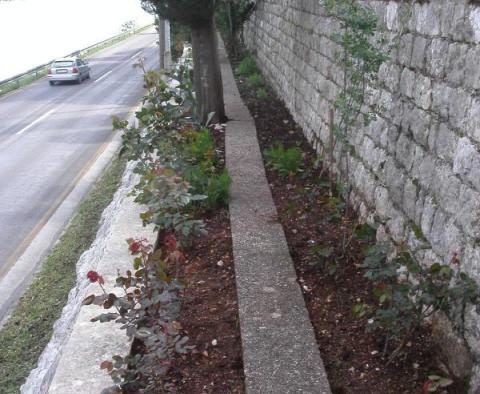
220, 40, 331, 393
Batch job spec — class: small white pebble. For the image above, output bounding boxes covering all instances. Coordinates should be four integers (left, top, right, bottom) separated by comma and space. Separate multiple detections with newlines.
371, 350, 378, 355
367, 318, 374, 324
413, 363, 419, 369
211, 339, 218, 346
217, 260, 224, 267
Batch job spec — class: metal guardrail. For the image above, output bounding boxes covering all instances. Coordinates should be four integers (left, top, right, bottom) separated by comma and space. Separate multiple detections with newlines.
0, 24, 153, 91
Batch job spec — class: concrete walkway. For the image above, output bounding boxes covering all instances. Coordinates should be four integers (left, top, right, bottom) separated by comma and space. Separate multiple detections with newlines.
220, 40, 332, 393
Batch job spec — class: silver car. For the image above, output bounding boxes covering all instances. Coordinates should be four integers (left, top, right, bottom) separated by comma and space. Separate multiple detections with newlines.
48, 57, 90, 85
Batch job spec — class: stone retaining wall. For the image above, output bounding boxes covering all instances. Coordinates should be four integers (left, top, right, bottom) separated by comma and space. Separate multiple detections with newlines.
244, 0, 480, 389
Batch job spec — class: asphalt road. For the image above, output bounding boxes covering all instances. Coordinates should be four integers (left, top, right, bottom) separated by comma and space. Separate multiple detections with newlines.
0, 31, 159, 279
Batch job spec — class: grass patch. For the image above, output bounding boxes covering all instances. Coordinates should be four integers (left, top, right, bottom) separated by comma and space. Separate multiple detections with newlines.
236, 55, 258, 76
246, 73, 264, 89
0, 154, 127, 393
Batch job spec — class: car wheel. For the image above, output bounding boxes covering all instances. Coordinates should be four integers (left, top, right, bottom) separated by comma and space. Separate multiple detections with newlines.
77, 76, 82, 84
86, 72, 90, 80
49, 81, 54, 86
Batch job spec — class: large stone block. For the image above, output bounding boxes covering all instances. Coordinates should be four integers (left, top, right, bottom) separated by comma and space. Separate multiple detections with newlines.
432, 83, 453, 119
411, 35, 427, 70
421, 195, 437, 239
426, 38, 448, 79
440, 1, 456, 37
465, 46, 480, 90
410, 107, 431, 148
446, 43, 468, 87
432, 313, 473, 380
413, 148, 435, 190
395, 132, 416, 171
374, 185, 392, 221
453, 137, 480, 192
413, 74, 432, 111
455, 185, 480, 241
379, 63, 401, 93
398, 33, 414, 66
416, 3, 441, 36
385, 1, 399, 30
432, 164, 461, 216
435, 123, 458, 163
399, 67, 415, 98
469, 6, 480, 44
466, 98, 480, 144
384, 158, 406, 206
403, 177, 419, 221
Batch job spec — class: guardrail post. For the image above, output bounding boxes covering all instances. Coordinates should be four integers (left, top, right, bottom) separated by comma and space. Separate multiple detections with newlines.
158, 17, 166, 70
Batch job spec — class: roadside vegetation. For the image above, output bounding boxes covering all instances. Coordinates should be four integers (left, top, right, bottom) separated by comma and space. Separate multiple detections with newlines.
85, 50, 243, 393
0, 156, 127, 394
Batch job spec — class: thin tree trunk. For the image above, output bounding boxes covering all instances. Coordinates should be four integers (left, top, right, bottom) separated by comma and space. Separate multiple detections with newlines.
191, 17, 227, 124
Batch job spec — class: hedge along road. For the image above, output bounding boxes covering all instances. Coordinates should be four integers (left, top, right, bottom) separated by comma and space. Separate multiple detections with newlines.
0, 29, 158, 320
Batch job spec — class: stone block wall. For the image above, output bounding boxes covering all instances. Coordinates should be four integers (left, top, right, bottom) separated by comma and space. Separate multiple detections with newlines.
244, 0, 480, 389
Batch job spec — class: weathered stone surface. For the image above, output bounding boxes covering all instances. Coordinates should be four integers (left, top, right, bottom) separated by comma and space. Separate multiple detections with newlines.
448, 88, 471, 130
399, 67, 415, 98
432, 83, 452, 118
435, 123, 458, 163
398, 33, 414, 66
446, 43, 468, 86
427, 38, 448, 78
413, 74, 432, 111
465, 46, 480, 90
411, 35, 427, 70
395, 132, 415, 171
432, 313, 473, 379
453, 137, 480, 192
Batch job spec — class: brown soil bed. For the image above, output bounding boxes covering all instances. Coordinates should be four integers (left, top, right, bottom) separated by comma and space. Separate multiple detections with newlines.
165, 127, 245, 394
229, 53, 463, 394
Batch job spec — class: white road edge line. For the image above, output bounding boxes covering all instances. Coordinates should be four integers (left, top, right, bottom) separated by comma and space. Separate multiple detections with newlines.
94, 69, 114, 83
129, 50, 143, 60
16, 109, 55, 135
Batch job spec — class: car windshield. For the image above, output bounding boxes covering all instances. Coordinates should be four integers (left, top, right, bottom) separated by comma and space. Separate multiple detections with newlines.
52, 61, 74, 68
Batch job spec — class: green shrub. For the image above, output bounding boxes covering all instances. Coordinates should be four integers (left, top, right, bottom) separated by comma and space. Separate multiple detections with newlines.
236, 55, 258, 76
361, 242, 479, 362
247, 73, 264, 88
183, 128, 215, 165
264, 143, 303, 177
256, 88, 268, 100
204, 168, 231, 209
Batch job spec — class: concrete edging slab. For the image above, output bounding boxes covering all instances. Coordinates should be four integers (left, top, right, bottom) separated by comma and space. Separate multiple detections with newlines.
220, 38, 332, 394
